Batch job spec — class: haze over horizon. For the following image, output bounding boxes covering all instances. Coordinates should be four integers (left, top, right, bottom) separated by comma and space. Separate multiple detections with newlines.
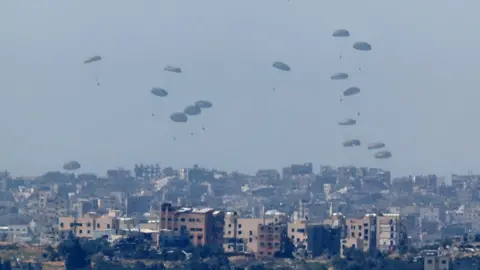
2, 1, 480, 177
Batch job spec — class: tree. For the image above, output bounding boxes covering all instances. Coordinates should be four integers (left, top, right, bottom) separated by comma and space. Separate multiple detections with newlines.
2, 260, 11, 270
65, 238, 88, 270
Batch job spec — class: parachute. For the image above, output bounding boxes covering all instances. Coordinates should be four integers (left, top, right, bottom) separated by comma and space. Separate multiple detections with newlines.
343, 87, 360, 96
170, 112, 188, 123
342, 139, 361, 147
330, 73, 349, 80
151, 87, 168, 97
338, 119, 356, 126
63, 161, 81, 171
353, 42, 372, 51
367, 142, 386, 150
272, 62, 291, 72
183, 105, 202, 116
84, 55, 103, 86
164, 65, 182, 73
374, 151, 392, 159
194, 100, 213, 109
84, 56, 102, 64
332, 29, 350, 38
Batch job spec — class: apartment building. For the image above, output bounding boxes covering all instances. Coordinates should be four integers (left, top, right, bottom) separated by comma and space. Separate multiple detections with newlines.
156, 203, 224, 248
58, 210, 120, 239
344, 214, 377, 252
376, 213, 407, 252
224, 211, 287, 258
423, 250, 450, 270
288, 220, 341, 258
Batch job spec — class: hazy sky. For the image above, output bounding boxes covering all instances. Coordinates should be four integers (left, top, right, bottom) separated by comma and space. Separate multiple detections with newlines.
2, 0, 480, 177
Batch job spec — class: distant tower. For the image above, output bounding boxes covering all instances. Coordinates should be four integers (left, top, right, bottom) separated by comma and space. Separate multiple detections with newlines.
179, 168, 189, 183
261, 205, 265, 224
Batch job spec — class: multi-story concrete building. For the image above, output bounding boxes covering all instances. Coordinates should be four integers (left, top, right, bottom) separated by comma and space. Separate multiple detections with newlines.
156, 203, 224, 248
376, 213, 407, 252
288, 220, 340, 258
224, 211, 287, 257
423, 250, 450, 270
58, 210, 120, 239
295, 200, 328, 223
344, 214, 377, 252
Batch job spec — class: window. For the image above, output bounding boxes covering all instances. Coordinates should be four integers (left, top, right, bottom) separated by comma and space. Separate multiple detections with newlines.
97, 224, 100, 229
441, 260, 447, 264
60, 223, 64, 228
87, 230, 91, 234
238, 231, 242, 235
249, 238, 252, 242
228, 231, 231, 235
87, 222, 91, 227
70, 223, 74, 227
427, 260, 433, 264
79, 230, 83, 234
228, 224, 231, 228
249, 230, 253, 235
107, 224, 110, 229
180, 218, 186, 222
238, 224, 242, 228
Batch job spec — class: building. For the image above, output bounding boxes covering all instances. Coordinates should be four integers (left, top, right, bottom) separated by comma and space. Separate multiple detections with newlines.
156, 203, 224, 248
288, 220, 341, 258
295, 200, 328, 223
423, 250, 450, 270
58, 210, 120, 239
344, 214, 377, 252
224, 211, 287, 257
376, 213, 407, 252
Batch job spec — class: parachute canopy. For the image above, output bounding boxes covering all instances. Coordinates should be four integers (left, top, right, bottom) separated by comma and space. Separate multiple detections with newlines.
338, 119, 356, 126
330, 73, 349, 80
353, 42, 372, 51
164, 65, 182, 73
194, 100, 213, 109
343, 139, 361, 147
343, 87, 360, 96
151, 87, 168, 97
374, 150, 392, 159
183, 105, 202, 116
84, 56, 102, 64
63, 161, 81, 171
368, 142, 386, 150
170, 112, 188, 123
332, 29, 350, 37
272, 62, 291, 72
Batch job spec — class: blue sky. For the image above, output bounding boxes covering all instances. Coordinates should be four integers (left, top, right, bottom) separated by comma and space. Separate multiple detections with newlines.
2, 0, 480, 177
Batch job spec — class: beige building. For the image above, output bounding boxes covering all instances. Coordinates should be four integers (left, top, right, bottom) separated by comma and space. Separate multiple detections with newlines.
376, 213, 407, 252
344, 214, 377, 252
224, 211, 287, 258
58, 210, 120, 239
156, 203, 224, 247
288, 220, 307, 250
423, 250, 450, 270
